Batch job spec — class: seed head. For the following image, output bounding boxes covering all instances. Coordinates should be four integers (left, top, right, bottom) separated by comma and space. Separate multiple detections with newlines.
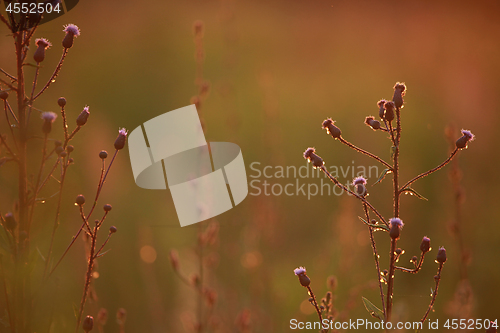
82, 315, 94, 332
75, 194, 86, 206
0, 90, 8, 100
62, 24, 80, 48
392, 82, 406, 108
436, 246, 447, 263
303, 147, 324, 169
76, 106, 90, 127
41, 112, 57, 134
322, 118, 342, 139
420, 236, 431, 253
3, 212, 16, 231
114, 128, 128, 150
57, 97, 66, 107
389, 217, 404, 239
99, 150, 108, 159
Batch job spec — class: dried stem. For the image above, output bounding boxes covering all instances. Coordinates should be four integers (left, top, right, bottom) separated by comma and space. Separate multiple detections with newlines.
33, 48, 68, 101
338, 137, 393, 170
306, 286, 323, 325
0, 255, 15, 332
395, 252, 426, 274
420, 263, 444, 326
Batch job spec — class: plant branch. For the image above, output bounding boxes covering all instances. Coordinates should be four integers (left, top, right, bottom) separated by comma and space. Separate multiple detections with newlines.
338, 137, 393, 170
33, 48, 68, 101
420, 263, 444, 326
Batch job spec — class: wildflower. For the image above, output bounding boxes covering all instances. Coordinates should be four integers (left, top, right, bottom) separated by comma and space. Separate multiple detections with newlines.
114, 128, 128, 150
383, 101, 395, 122
62, 24, 80, 48
76, 106, 90, 126
294, 266, 310, 287
322, 118, 342, 139
392, 82, 406, 108
33, 38, 51, 63
436, 247, 447, 263
82, 315, 93, 332
389, 217, 404, 240
352, 176, 367, 196
420, 236, 431, 253
456, 129, 475, 149
41, 112, 57, 134
365, 116, 380, 130
303, 147, 324, 169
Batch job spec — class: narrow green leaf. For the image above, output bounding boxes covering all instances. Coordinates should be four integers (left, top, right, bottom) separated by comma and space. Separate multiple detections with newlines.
362, 296, 384, 321
36, 246, 46, 262
402, 187, 428, 201
96, 249, 111, 258
373, 168, 392, 185
358, 217, 389, 232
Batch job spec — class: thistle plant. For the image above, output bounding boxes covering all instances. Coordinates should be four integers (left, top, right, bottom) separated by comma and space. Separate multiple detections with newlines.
0, 11, 126, 333
295, 83, 475, 329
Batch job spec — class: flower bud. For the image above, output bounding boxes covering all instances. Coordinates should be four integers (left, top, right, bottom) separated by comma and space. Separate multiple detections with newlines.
294, 267, 310, 287
59, 151, 67, 158
303, 147, 324, 169
114, 128, 128, 150
109, 226, 117, 234
3, 212, 16, 231
33, 38, 51, 63
97, 308, 108, 327
352, 176, 367, 196
389, 217, 404, 240
54, 140, 62, 147
55, 146, 64, 155
364, 116, 380, 130
62, 24, 80, 48
76, 106, 90, 127
322, 118, 341, 139
395, 248, 403, 255
57, 97, 66, 107
455, 129, 475, 149
392, 82, 406, 108
75, 194, 86, 206
0, 90, 8, 100
420, 236, 431, 253
99, 150, 108, 159
436, 247, 447, 263
41, 112, 57, 134
82, 315, 93, 332
377, 99, 387, 119
66, 145, 74, 153
103, 204, 112, 212
383, 101, 395, 122
116, 308, 127, 326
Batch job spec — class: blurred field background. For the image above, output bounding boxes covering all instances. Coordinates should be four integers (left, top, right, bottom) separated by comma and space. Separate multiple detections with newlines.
1, 0, 499, 332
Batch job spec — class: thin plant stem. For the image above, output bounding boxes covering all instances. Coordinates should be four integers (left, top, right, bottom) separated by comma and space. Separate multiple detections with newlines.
338, 137, 393, 170
363, 203, 386, 321
94, 232, 112, 257
0, 68, 17, 82
419, 263, 443, 328
60, 105, 69, 143
33, 48, 68, 101
306, 285, 323, 325
395, 253, 426, 274
26, 64, 40, 125
399, 148, 459, 192
198, 225, 204, 333
0, 255, 15, 332
0, 77, 17, 91
28, 133, 48, 234
0, 131, 18, 160
4, 99, 19, 124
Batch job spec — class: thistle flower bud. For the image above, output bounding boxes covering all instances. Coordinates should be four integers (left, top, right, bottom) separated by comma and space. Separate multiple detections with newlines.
383, 101, 395, 122
352, 176, 367, 196
364, 116, 380, 130
114, 128, 128, 150
62, 24, 80, 48
392, 82, 406, 108
55, 146, 64, 155
109, 226, 117, 234
59, 151, 67, 158
0, 90, 9, 100
99, 150, 108, 159
395, 248, 403, 255
54, 140, 62, 147
57, 97, 66, 107
294, 267, 310, 287
66, 145, 74, 153
389, 217, 404, 240
303, 147, 324, 169
377, 99, 387, 119
104, 204, 112, 212
420, 236, 431, 253
3, 212, 16, 231
322, 118, 342, 139
76, 106, 90, 127
33, 38, 51, 63
193, 20, 204, 37
455, 129, 475, 149
82, 315, 94, 332
436, 247, 447, 263
97, 308, 108, 327
75, 194, 86, 206
41, 112, 57, 134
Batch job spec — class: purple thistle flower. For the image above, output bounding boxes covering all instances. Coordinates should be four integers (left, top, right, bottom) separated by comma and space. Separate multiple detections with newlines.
35, 38, 51, 49
63, 24, 80, 37
352, 176, 367, 186
389, 217, 404, 229
34, 38, 51, 63
303, 147, 324, 168
41, 112, 57, 134
294, 267, 306, 276
322, 118, 342, 139
460, 129, 475, 141
389, 217, 404, 239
